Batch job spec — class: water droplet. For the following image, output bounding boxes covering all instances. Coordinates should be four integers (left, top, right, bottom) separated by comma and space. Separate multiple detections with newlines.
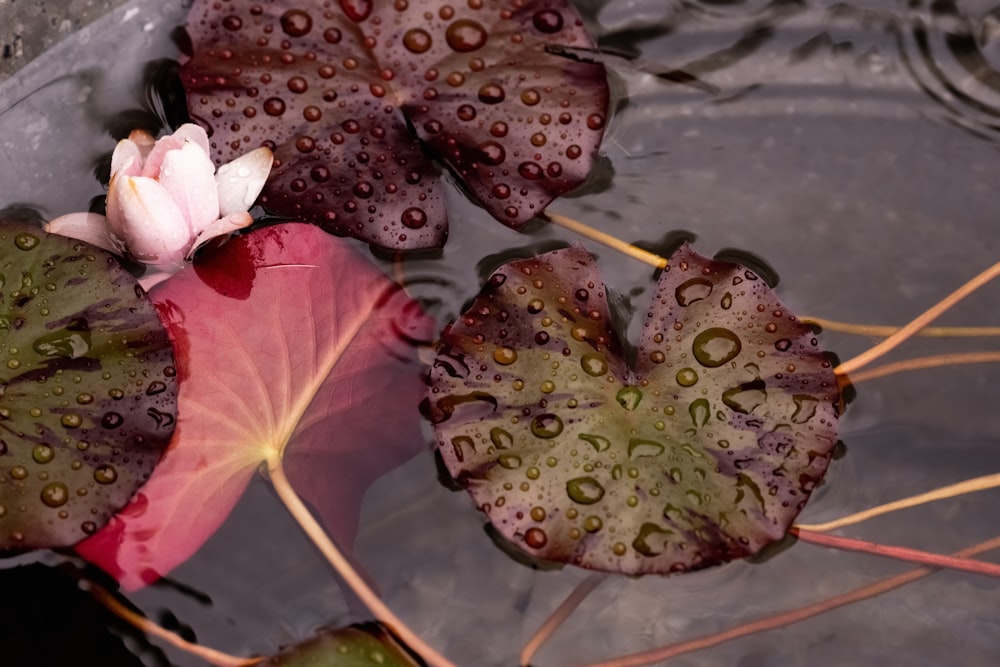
518, 161, 543, 179
498, 453, 522, 469
692, 328, 742, 368
633, 522, 672, 557
451, 435, 474, 462
493, 346, 517, 365
540, 380, 555, 393
32, 444, 54, 463
340, 0, 373, 22
526, 466, 540, 480
490, 121, 508, 137
566, 144, 582, 159
616, 386, 643, 411
478, 83, 505, 104
580, 352, 607, 376
532, 8, 564, 33
628, 438, 665, 459
403, 27, 432, 53
490, 427, 513, 449
524, 527, 547, 548
303, 105, 322, 121
791, 394, 818, 423
478, 140, 506, 165
287, 76, 308, 93
521, 89, 541, 105
263, 97, 286, 116
722, 380, 767, 414
689, 398, 710, 427
94, 464, 118, 484
101, 412, 124, 429
59, 413, 83, 428
446, 19, 488, 52
685, 489, 704, 506
567, 477, 605, 505
775, 338, 792, 352
675, 277, 713, 307
457, 104, 476, 121
587, 113, 605, 130
531, 413, 564, 438
579, 433, 610, 452
675, 367, 699, 387
530, 506, 546, 521
40, 482, 69, 507
401, 207, 427, 228
280, 9, 312, 36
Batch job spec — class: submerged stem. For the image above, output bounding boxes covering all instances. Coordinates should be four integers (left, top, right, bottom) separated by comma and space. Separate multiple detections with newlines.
266, 455, 459, 667
796, 472, 1000, 532
520, 574, 605, 667
86, 581, 260, 667
791, 528, 1000, 577
575, 535, 1000, 667
844, 351, 1000, 384
836, 262, 1000, 376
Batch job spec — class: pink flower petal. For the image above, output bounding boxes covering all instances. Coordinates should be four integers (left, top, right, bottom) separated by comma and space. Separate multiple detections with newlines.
186, 211, 253, 259
126, 129, 156, 159
110, 139, 144, 180
109, 175, 192, 269
158, 142, 220, 234
171, 123, 212, 155
215, 147, 273, 216
45, 212, 117, 253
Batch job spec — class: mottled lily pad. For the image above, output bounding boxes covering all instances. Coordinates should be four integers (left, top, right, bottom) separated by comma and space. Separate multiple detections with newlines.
0, 221, 177, 551
260, 623, 422, 667
181, 0, 609, 250
428, 244, 840, 574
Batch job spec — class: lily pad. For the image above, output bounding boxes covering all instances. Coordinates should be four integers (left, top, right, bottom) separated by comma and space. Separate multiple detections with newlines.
428, 244, 840, 574
259, 623, 421, 667
0, 221, 177, 551
181, 0, 609, 250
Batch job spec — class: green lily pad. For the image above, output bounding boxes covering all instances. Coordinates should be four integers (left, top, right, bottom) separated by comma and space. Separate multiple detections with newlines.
260, 624, 422, 667
0, 221, 177, 551
428, 244, 840, 574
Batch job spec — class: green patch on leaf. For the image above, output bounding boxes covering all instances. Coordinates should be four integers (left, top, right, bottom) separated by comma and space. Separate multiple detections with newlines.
260, 623, 423, 667
0, 221, 177, 551
428, 244, 840, 574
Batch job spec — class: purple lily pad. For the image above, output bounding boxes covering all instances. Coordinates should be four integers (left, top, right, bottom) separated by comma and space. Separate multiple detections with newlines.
428, 244, 841, 574
0, 221, 177, 552
180, 0, 609, 250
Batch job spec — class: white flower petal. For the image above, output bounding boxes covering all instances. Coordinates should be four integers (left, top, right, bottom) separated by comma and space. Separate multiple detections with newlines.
186, 211, 253, 259
45, 212, 117, 253
158, 143, 220, 234
110, 175, 192, 269
215, 147, 274, 216
171, 123, 212, 156
110, 138, 144, 179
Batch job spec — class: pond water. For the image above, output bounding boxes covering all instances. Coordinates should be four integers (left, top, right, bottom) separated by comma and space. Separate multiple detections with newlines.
2, 0, 1000, 665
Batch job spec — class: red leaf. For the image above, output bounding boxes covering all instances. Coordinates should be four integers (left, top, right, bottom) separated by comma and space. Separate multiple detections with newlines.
76, 224, 433, 590
180, 0, 609, 250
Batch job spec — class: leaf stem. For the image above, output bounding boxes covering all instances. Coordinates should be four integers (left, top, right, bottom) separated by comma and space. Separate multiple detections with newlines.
543, 210, 668, 269
835, 261, 1000, 376
85, 580, 261, 667
266, 455, 459, 667
790, 527, 1000, 577
801, 316, 1000, 338
843, 351, 1000, 384
520, 574, 605, 667
795, 472, 1000, 532
574, 534, 1000, 667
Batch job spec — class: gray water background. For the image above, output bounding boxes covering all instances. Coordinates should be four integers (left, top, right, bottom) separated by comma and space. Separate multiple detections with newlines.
1, 0, 1000, 665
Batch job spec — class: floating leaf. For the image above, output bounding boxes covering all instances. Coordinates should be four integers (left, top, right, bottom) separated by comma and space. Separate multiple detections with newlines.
428, 244, 840, 574
181, 0, 609, 250
0, 221, 177, 552
260, 623, 421, 667
76, 223, 433, 589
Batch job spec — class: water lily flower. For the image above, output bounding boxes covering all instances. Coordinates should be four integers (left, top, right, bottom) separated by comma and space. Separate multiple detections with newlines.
47, 123, 272, 284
